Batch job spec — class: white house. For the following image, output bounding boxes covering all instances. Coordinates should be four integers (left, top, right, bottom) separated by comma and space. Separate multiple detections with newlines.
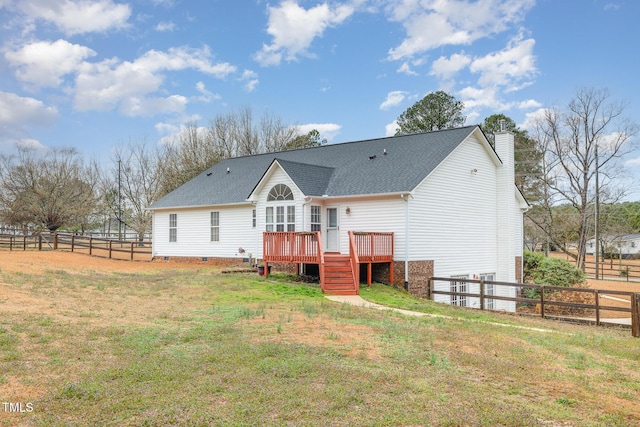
586, 234, 640, 259
149, 126, 528, 311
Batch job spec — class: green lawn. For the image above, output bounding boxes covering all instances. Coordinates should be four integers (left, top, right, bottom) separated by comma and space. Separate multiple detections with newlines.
0, 268, 638, 426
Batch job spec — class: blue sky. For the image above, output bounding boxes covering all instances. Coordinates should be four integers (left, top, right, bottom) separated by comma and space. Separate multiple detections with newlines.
1, 0, 639, 196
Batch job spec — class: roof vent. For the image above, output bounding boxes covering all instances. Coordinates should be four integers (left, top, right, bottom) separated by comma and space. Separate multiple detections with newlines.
206, 172, 212, 176
226, 167, 230, 174
383, 149, 387, 155
369, 155, 376, 160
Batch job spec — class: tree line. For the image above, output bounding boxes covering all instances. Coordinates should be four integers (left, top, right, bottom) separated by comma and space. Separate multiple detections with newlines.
1, 88, 638, 273
0, 106, 325, 241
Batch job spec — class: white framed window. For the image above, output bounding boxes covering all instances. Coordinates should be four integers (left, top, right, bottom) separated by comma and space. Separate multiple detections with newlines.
480, 273, 496, 310
287, 206, 295, 231
267, 184, 293, 201
266, 207, 274, 232
210, 211, 220, 242
450, 275, 468, 307
169, 213, 177, 242
310, 206, 321, 232
266, 185, 295, 232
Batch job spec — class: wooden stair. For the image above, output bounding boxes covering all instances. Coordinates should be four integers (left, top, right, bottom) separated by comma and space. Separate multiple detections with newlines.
323, 254, 358, 295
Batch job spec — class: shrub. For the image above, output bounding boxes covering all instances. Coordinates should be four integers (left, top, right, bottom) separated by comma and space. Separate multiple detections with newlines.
523, 250, 585, 287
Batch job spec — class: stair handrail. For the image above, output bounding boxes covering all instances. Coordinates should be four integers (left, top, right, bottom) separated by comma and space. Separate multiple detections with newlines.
316, 231, 325, 293
348, 231, 360, 294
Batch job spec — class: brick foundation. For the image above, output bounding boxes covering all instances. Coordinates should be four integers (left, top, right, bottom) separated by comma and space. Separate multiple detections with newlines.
377, 260, 434, 298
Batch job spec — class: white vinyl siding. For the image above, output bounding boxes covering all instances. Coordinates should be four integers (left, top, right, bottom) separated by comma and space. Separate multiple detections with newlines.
410, 135, 499, 276
336, 196, 406, 258
153, 205, 256, 258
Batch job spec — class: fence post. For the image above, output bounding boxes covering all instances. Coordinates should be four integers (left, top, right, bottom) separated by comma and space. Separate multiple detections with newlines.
109, 240, 113, 259
71, 234, 75, 252
9, 236, 13, 251
428, 277, 433, 300
53, 232, 58, 250
632, 293, 640, 338
89, 237, 93, 256
23, 235, 27, 251
130, 241, 134, 261
38, 234, 42, 251
593, 290, 600, 326
479, 279, 485, 311
540, 285, 545, 319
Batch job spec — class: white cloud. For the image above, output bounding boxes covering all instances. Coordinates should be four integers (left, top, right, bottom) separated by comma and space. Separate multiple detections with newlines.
397, 62, 418, 76
5, 39, 96, 88
194, 81, 220, 103
517, 99, 542, 110
379, 91, 408, 110
120, 95, 188, 117
255, 0, 355, 66
74, 46, 236, 114
520, 107, 549, 131
0, 91, 58, 146
386, 0, 535, 60
385, 120, 399, 137
241, 70, 259, 92
0, 91, 58, 127
155, 21, 176, 32
469, 34, 537, 90
625, 157, 640, 167
297, 123, 341, 142
430, 53, 472, 80
17, 0, 131, 35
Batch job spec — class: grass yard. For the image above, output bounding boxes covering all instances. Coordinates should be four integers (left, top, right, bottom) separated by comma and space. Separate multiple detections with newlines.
1, 251, 639, 426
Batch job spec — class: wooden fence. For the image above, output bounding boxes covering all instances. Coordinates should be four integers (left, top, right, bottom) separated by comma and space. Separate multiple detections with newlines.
0, 232, 152, 261
429, 277, 640, 337
553, 252, 640, 281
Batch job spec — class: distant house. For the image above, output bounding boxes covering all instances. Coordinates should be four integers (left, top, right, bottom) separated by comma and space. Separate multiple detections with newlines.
586, 234, 640, 259
149, 126, 528, 311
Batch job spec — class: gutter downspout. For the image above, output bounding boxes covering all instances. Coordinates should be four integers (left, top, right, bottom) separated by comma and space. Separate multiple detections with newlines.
250, 201, 258, 267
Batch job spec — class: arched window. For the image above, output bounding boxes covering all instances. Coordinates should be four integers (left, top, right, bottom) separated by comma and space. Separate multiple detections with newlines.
267, 184, 293, 201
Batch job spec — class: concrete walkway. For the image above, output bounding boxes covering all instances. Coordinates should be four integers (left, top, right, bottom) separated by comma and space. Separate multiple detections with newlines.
325, 295, 561, 334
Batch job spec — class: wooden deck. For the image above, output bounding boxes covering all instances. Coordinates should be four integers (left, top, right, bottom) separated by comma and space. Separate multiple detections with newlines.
263, 231, 393, 295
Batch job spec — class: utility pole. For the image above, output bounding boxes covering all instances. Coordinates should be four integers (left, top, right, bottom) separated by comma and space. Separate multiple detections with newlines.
118, 159, 122, 241
594, 136, 600, 280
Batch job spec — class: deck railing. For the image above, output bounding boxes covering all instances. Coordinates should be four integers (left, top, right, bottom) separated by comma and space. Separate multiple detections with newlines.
348, 231, 394, 286
350, 231, 394, 262
263, 231, 322, 264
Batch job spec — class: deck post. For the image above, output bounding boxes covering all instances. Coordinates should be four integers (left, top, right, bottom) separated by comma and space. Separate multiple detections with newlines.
264, 261, 269, 279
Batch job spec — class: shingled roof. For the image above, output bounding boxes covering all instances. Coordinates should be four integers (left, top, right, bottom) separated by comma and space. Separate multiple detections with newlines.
149, 125, 487, 209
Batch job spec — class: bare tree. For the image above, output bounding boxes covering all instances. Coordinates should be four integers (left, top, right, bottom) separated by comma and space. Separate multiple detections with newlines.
155, 107, 315, 196
0, 146, 97, 232
114, 142, 162, 242
535, 87, 638, 270
157, 122, 221, 196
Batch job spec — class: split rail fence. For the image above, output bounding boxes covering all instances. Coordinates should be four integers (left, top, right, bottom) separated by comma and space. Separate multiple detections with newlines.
0, 232, 152, 261
429, 277, 640, 337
